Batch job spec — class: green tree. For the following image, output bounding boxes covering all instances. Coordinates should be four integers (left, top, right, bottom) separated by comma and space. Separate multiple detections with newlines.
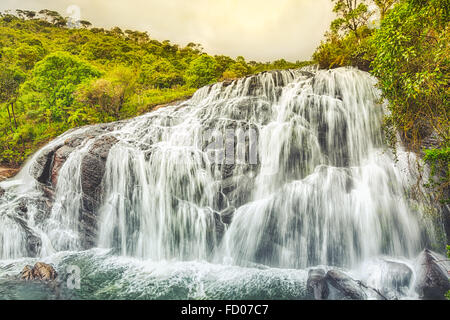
184, 55, 219, 88
78, 20, 92, 29
76, 66, 137, 118
331, 0, 373, 39
18, 52, 101, 123
139, 59, 184, 89
0, 65, 26, 130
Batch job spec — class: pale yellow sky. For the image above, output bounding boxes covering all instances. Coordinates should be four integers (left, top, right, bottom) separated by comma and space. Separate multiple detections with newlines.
1, 0, 335, 61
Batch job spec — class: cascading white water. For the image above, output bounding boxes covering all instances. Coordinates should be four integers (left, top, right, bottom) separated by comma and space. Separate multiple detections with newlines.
0, 67, 437, 283
91, 67, 431, 266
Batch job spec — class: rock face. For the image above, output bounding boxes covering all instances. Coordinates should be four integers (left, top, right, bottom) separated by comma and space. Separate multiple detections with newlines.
50, 145, 74, 186
28, 124, 120, 249
80, 135, 118, 248
307, 268, 329, 300
415, 249, 450, 300
12, 215, 42, 257
21, 262, 57, 281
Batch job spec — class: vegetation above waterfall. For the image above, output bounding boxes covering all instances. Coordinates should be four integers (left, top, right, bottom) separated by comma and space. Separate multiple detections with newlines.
0, 10, 310, 165
314, 0, 449, 203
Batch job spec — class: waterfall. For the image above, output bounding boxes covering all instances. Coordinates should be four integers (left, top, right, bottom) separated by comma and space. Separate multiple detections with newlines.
0, 67, 435, 270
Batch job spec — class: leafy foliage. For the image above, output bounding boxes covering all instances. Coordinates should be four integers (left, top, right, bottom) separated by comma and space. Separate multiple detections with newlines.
371, 0, 449, 148
372, 0, 449, 198
331, 0, 373, 38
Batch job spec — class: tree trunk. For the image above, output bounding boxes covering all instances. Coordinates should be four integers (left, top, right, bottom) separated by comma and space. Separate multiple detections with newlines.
5, 103, 13, 132
11, 102, 17, 129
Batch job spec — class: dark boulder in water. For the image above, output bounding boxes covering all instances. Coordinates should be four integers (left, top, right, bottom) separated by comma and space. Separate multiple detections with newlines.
0, 186, 5, 197
307, 268, 329, 300
21, 262, 57, 281
415, 249, 450, 300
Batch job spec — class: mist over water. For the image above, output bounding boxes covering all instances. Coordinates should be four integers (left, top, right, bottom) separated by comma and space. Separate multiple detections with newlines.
0, 67, 439, 299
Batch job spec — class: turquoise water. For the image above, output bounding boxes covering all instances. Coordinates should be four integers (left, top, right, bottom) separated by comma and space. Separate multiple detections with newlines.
0, 249, 311, 300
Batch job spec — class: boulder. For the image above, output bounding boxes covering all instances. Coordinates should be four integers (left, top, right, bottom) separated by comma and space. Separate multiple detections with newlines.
307, 268, 329, 300
0, 186, 4, 198
21, 262, 57, 281
382, 260, 413, 294
325, 270, 367, 300
415, 249, 450, 300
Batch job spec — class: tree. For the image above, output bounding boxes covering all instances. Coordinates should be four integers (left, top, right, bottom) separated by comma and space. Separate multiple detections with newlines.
139, 59, 184, 89
222, 61, 250, 80
0, 65, 26, 130
373, 0, 397, 19
14, 43, 46, 70
330, 0, 373, 39
76, 66, 137, 118
16, 10, 36, 20
185, 55, 219, 88
18, 52, 101, 122
78, 20, 92, 28
38, 9, 66, 26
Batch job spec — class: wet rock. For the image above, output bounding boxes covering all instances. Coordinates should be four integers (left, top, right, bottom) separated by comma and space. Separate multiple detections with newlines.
13, 215, 42, 257
307, 268, 329, 300
80, 135, 118, 248
0, 186, 5, 198
26, 233, 42, 257
325, 270, 367, 300
50, 145, 74, 186
213, 211, 226, 243
220, 206, 236, 224
21, 262, 57, 281
30, 124, 119, 186
383, 260, 413, 294
415, 249, 450, 300
18, 200, 28, 214
42, 185, 55, 200
30, 144, 62, 184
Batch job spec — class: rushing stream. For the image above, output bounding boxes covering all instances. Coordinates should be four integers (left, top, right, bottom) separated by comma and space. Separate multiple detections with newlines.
0, 67, 446, 299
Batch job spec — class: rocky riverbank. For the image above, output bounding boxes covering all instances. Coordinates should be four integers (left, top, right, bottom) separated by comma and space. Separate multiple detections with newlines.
0, 167, 19, 182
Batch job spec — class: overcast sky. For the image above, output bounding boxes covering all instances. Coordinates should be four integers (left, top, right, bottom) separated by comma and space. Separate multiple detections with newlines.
1, 0, 335, 61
